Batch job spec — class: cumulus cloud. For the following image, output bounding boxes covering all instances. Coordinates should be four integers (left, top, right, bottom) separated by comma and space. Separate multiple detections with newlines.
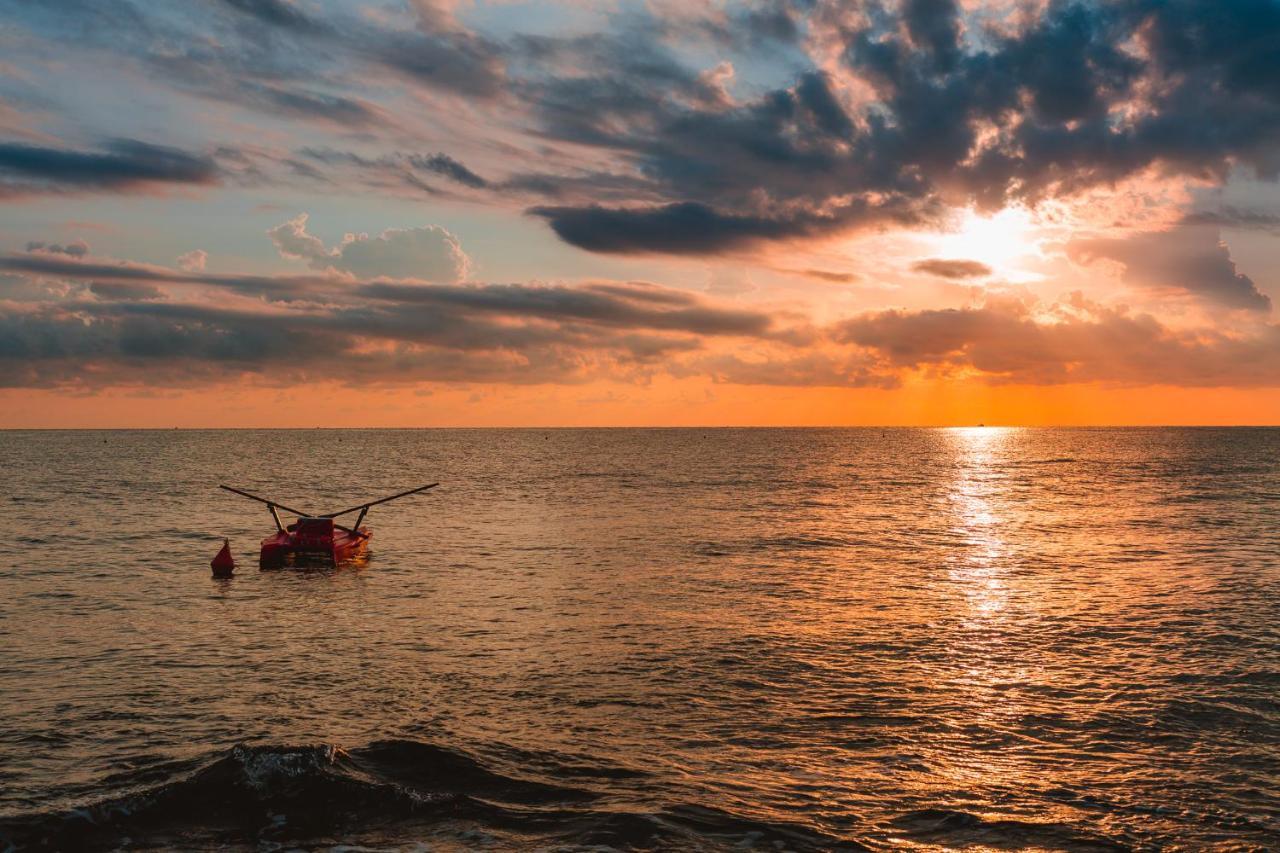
1068, 225, 1271, 312
911, 259, 992, 279
267, 213, 471, 282
177, 250, 208, 272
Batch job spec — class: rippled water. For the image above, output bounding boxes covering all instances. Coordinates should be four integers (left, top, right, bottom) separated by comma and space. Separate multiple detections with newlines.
1, 428, 1278, 850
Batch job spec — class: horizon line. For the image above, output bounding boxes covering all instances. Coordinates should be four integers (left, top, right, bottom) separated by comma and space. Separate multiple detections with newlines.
3, 424, 1280, 431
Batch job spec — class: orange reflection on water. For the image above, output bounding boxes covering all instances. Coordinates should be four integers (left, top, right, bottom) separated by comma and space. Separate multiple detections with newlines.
938, 427, 1050, 794
946, 427, 1016, 618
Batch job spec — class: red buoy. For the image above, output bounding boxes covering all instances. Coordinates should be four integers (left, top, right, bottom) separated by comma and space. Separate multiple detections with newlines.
211, 539, 236, 577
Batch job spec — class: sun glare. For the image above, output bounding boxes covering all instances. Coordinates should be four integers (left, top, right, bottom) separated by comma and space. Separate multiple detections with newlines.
932, 207, 1040, 276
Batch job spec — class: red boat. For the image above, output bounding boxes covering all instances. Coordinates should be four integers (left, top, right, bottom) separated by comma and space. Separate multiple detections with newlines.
219, 483, 438, 569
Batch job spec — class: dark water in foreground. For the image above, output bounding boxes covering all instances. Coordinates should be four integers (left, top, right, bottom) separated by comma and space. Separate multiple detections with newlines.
1, 428, 1278, 851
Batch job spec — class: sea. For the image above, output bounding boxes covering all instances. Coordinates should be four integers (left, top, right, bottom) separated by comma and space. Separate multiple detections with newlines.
1, 427, 1277, 851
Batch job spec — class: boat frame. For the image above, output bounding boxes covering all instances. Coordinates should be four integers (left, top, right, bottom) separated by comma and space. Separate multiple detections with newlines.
219, 483, 438, 569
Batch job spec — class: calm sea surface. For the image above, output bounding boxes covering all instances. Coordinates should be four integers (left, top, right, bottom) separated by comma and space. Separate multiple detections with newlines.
1, 428, 1277, 851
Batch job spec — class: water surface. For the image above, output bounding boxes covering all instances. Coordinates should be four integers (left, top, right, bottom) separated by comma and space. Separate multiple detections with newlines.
1, 428, 1277, 849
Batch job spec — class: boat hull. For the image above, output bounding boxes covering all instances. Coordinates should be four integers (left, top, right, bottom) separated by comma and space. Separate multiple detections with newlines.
259, 527, 370, 569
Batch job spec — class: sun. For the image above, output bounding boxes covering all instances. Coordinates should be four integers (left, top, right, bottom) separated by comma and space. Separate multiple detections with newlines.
931, 207, 1041, 277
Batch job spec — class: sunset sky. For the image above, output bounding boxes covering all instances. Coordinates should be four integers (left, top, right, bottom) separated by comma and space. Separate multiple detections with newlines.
2, 0, 1279, 426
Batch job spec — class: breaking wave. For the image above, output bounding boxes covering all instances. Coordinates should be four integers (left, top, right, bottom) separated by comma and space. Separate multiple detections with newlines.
0, 740, 848, 851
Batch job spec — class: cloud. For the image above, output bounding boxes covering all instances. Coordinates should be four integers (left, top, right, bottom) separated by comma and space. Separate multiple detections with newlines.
2, 246, 1280, 392
9, 0, 1279, 254
294, 148, 489, 197
837, 297, 1280, 387
25, 239, 90, 257
694, 351, 899, 389
0, 140, 218, 196
177, 250, 208, 272
515, 1, 1280, 254
1182, 207, 1280, 232
1068, 225, 1271, 312
786, 269, 859, 284
89, 281, 166, 301
911, 258, 992, 279
530, 197, 930, 255
0, 248, 787, 388
217, 0, 318, 32
234, 83, 385, 128
267, 213, 471, 282
408, 153, 488, 189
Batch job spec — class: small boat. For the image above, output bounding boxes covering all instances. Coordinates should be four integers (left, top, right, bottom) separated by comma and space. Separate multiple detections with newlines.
219, 483, 438, 569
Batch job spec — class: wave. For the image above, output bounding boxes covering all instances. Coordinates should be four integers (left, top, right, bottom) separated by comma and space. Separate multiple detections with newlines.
0, 740, 847, 851
888, 808, 1129, 851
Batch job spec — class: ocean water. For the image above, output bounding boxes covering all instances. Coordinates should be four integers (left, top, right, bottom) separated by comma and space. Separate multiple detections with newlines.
1, 427, 1277, 851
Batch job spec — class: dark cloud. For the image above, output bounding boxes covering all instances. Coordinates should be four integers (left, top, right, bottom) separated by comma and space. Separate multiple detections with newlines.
530, 197, 929, 255
217, 0, 319, 32
4, 0, 1280, 261
0, 250, 788, 388
512, 0, 1280, 254
530, 203, 805, 255
359, 279, 775, 337
0, 140, 218, 195
1068, 225, 1271, 312
785, 269, 859, 284
25, 240, 89, 257
911, 258, 992, 279
3, 248, 1279, 391
407, 154, 488, 189
294, 148, 491, 197
237, 84, 384, 126
368, 26, 505, 99
89, 281, 166, 301
2, 0, 505, 134
1182, 207, 1280, 232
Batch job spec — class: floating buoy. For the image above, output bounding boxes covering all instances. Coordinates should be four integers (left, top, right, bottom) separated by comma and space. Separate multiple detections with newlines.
211, 539, 236, 577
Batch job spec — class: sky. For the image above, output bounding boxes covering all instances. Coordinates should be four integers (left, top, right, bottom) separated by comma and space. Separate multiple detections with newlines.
1, 0, 1279, 427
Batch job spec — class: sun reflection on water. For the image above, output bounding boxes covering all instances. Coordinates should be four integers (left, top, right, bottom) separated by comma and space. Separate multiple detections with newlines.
946, 426, 1016, 617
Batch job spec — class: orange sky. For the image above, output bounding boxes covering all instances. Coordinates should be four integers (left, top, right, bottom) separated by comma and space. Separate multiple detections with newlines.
4, 381, 1277, 428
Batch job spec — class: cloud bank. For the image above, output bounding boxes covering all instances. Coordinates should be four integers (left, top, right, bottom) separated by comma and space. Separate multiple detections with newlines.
2, 244, 1277, 392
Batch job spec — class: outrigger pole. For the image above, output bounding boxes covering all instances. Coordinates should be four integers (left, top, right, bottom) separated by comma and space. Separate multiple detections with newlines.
321, 483, 440, 532
219, 483, 439, 537
219, 484, 305, 533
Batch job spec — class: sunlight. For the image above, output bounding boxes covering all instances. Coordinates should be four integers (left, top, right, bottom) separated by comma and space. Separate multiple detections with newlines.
932, 207, 1041, 276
